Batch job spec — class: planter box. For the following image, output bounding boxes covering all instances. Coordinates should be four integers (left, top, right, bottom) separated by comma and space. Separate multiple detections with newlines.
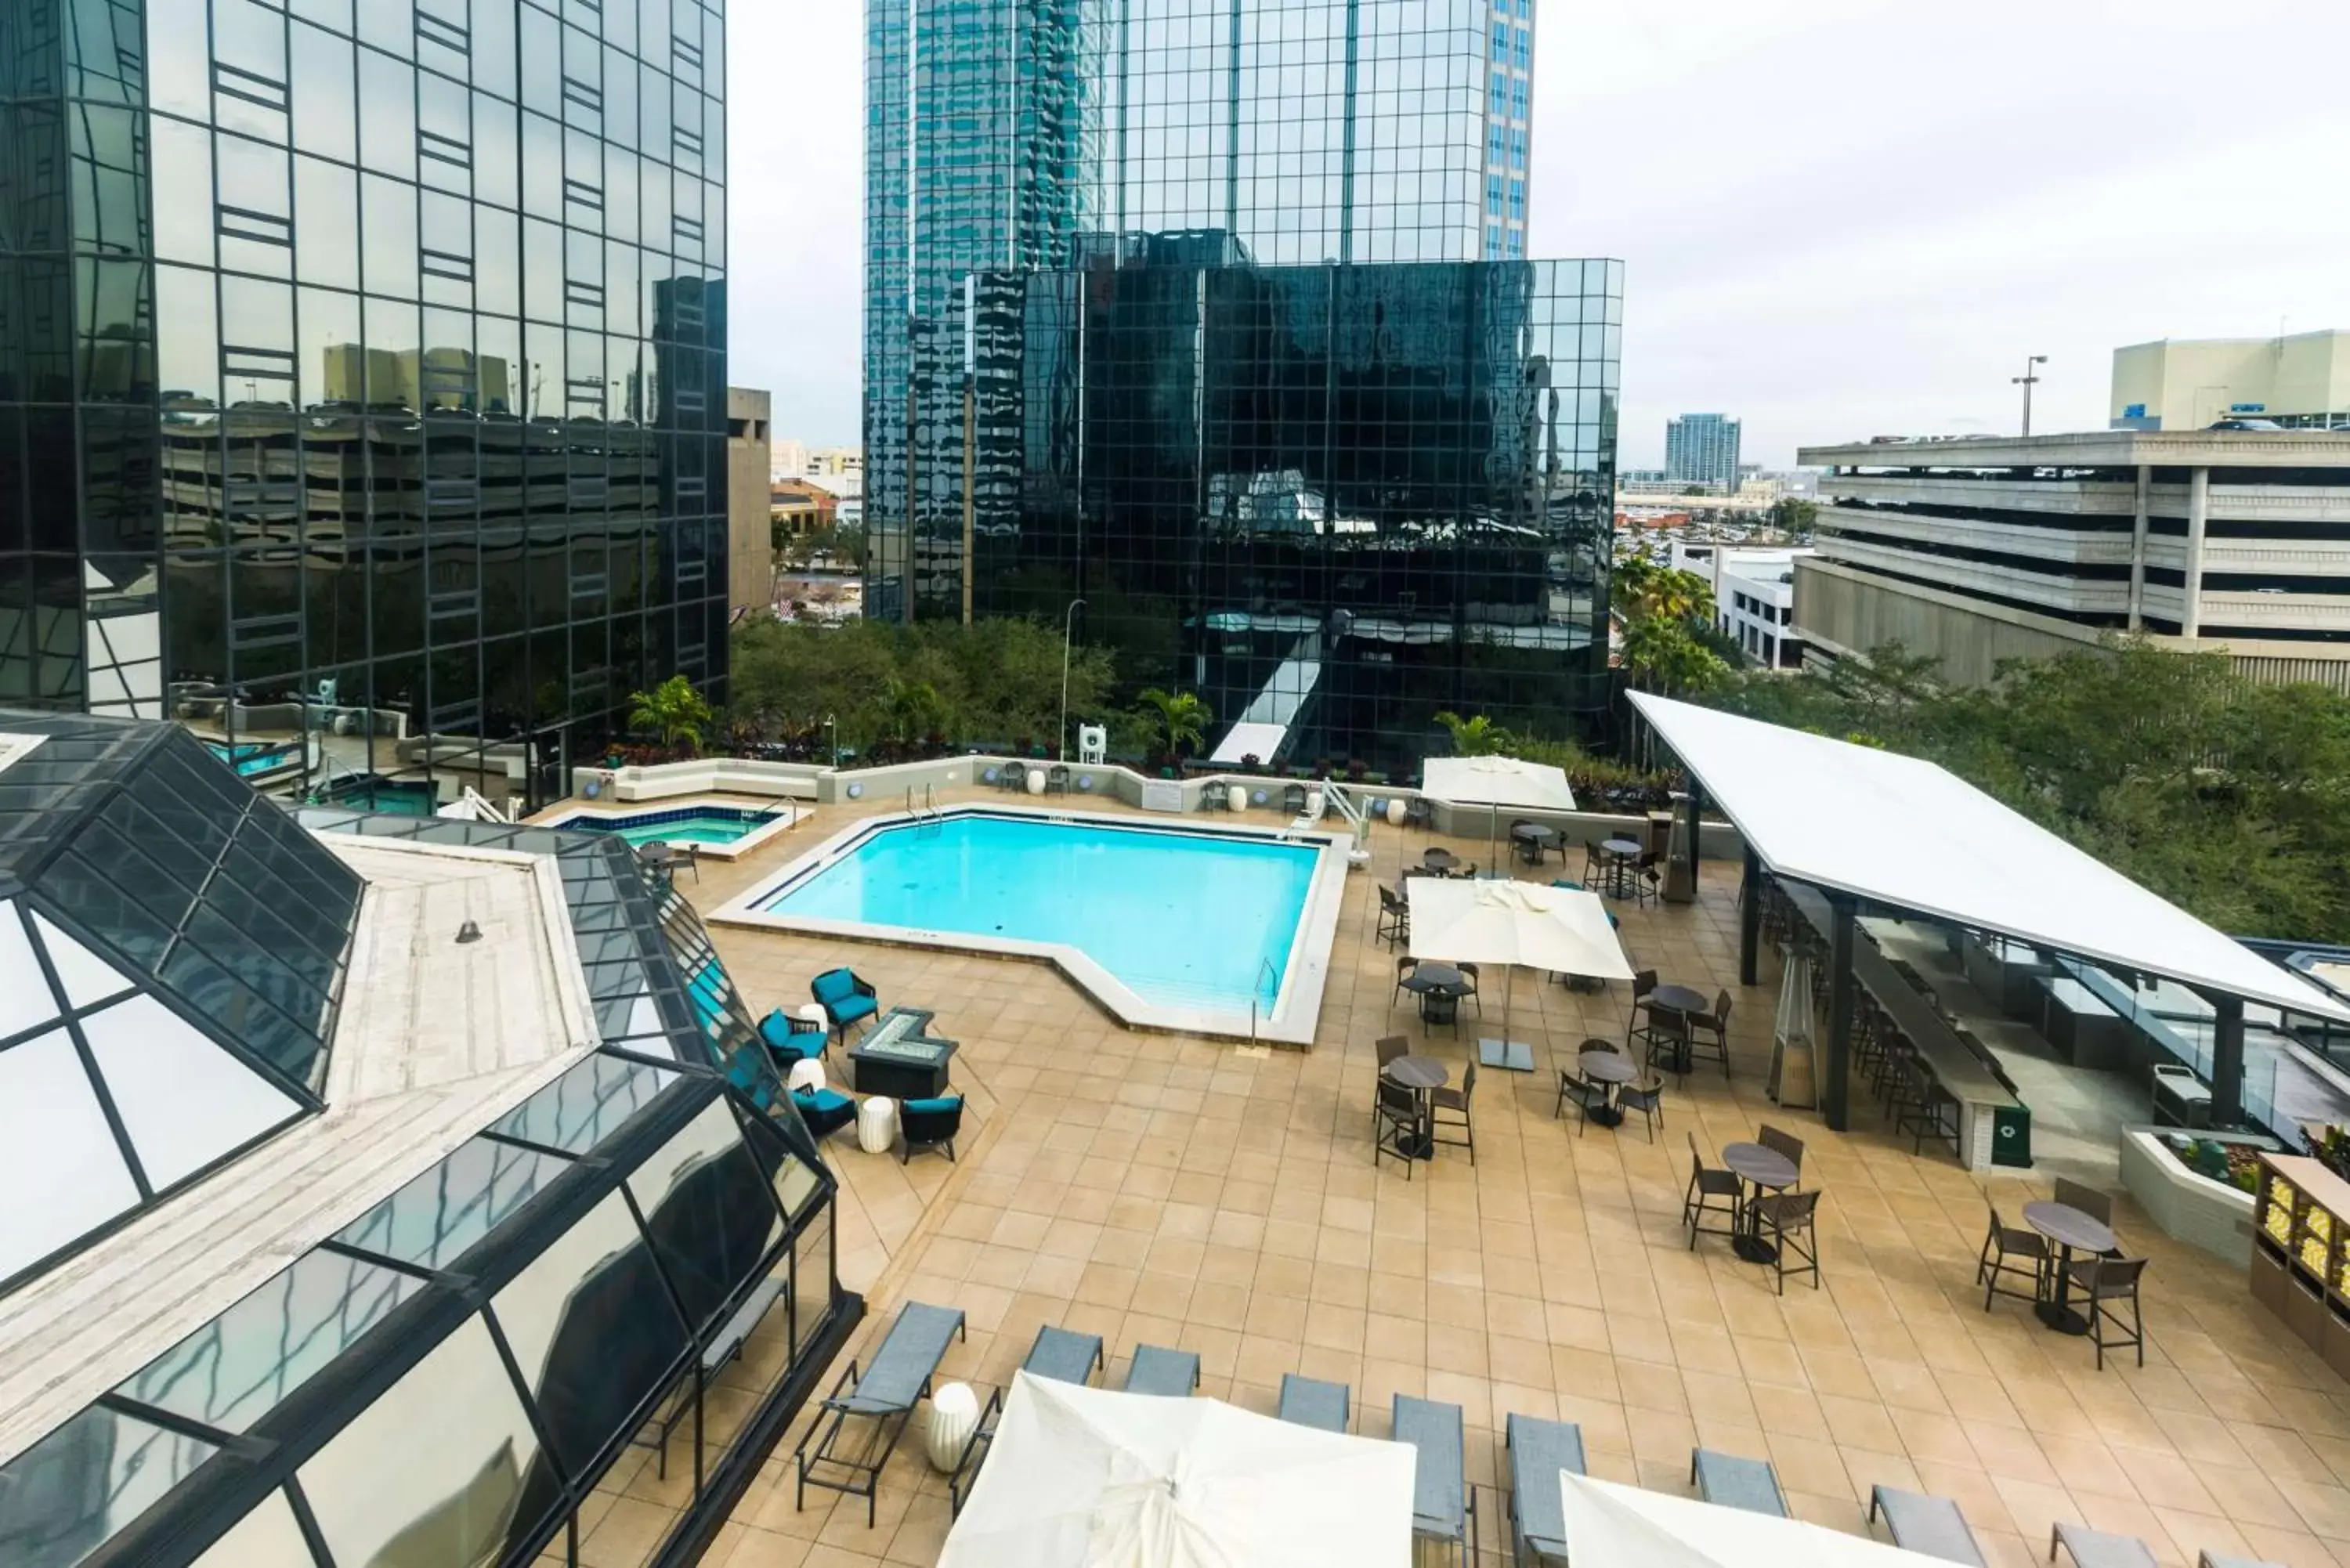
2118, 1126, 2261, 1266
2326, 1302, 2350, 1383
2251, 1240, 2290, 1318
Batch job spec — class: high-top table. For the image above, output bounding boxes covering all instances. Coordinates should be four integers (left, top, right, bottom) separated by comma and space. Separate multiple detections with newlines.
1576, 1049, 1638, 1125
2023, 1201, 2117, 1335
1383, 1055, 1449, 1158
1722, 1142, 1800, 1263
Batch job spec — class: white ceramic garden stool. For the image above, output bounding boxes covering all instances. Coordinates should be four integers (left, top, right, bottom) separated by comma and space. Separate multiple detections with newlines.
795, 1003, 828, 1038
856, 1096, 898, 1154
1227, 782, 1246, 811
785, 1059, 827, 1096
926, 1382, 981, 1472
1385, 797, 1408, 827
1025, 768, 1047, 796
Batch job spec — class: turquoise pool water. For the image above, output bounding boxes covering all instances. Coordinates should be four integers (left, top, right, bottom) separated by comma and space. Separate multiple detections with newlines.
321, 778, 438, 816
762, 814, 1318, 1011
205, 740, 300, 778
555, 806, 780, 847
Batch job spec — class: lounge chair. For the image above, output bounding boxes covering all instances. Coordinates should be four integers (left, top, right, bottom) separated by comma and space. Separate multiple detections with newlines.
759, 1006, 826, 1066
948, 1325, 1106, 1513
1122, 1343, 1200, 1396
796, 1302, 966, 1526
2197, 1555, 2287, 1568
1506, 1414, 1585, 1566
1870, 1487, 1987, 1566
2051, 1523, 2159, 1568
896, 1096, 964, 1164
1393, 1394, 1475, 1555
1691, 1448, 1788, 1516
1278, 1373, 1349, 1433
811, 967, 880, 1040
790, 1086, 856, 1140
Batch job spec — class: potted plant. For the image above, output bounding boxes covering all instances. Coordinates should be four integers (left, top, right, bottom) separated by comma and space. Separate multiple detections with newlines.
1239, 753, 1260, 773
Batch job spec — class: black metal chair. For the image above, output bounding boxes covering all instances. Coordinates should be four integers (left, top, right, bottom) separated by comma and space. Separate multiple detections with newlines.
1752, 1188, 1821, 1293
1376, 884, 1410, 948
1629, 850, 1661, 907
1556, 1039, 1616, 1122
2064, 1255, 2149, 1370
1404, 796, 1433, 832
1283, 783, 1308, 816
1756, 1123, 1804, 1183
1624, 969, 1662, 1054
1682, 1133, 1744, 1250
1391, 956, 1420, 1009
896, 1096, 964, 1164
1427, 1059, 1476, 1165
1455, 962, 1481, 1019
1373, 1078, 1420, 1179
1976, 1198, 2049, 1312
1616, 1075, 1665, 1143
1684, 990, 1734, 1079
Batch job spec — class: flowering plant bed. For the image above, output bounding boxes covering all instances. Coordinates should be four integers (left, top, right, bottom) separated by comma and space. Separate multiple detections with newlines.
2158, 1132, 2264, 1194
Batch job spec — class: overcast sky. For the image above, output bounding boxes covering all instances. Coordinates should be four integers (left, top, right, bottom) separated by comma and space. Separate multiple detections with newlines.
731, 0, 2350, 468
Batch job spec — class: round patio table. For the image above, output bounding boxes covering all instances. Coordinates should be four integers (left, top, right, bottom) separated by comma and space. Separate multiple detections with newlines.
1722, 1142, 1799, 1264
1596, 837, 1642, 898
1422, 847, 1459, 872
1512, 822, 1560, 864
1383, 1055, 1448, 1158
1577, 1048, 1637, 1125
1643, 983, 1711, 1073
2023, 1201, 2117, 1335
1400, 962, 1472, 1028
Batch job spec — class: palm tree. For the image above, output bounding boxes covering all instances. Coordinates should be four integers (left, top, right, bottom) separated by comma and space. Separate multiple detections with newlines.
880, 675, 946, 743
1138, 688, 1211, 759
627, 675, 714, 756
1432, 710, 1513, 757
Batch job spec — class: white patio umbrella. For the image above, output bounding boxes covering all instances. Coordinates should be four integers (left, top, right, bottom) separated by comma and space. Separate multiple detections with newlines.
1408, 878, 1633, 1068
1420, 754, 1577, 875
939, 1371, 1415, 1568
1556, 1472, 1950, 1568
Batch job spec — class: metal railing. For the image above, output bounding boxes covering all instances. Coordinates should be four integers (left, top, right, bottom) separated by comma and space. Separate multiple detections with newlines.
1249, 956, 1280, 1045
904, 784, 942, 830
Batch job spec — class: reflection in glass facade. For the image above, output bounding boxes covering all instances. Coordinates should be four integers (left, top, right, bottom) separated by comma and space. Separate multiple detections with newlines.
865, 0, 1534, 624
0, 0, 729, 812
957, 250, 1617, 766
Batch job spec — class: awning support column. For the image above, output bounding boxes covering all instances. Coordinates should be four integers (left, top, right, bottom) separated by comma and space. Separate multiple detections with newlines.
1737, 843, 1762, 987
2207, 992, 2245, 1129
1824, 894, 1856, 1133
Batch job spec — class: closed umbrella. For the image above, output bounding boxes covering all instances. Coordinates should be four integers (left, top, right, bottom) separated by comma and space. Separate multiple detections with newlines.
1557, 1472, 1950, 1568
939, 1371, 1415, 1568
1408, 878, 1633, 1070
1769, 943, 1818, 1110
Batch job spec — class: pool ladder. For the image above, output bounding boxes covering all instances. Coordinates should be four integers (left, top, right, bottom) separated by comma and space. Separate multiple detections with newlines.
1249, 956, 1278, 1046
905, 784, 942, 833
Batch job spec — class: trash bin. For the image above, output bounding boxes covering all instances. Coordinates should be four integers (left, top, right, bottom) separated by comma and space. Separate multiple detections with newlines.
1990, 1104, 2033, 1168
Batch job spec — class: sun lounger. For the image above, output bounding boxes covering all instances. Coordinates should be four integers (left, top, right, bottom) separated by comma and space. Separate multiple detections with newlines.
1870, 1486, 1987, 1566
1691, 1448, 1788, 1516
2197, 1555, 2286, 1568
2052, 1523, 2160, 1568
1024, 1324, 1104, 1386
1278, 1373, 1350, 1433
794, 1302, 965, 1526
1506, 1414, 1585, 1565
1122, 1343, 1200, 1396
1393, 1394, 1474, 1550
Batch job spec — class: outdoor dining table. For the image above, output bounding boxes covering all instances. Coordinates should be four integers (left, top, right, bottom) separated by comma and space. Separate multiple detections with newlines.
1721, 1141, 1799, 1264
1400, 962, 1473, 1028
1595, 837, 1641, 898
1576, 1049, 1637, 1125
1383, 1055, 1448, 1158
2023, 1201, 2118, 1335
1422, 847, 1459, 873
1643, 982, 1711, 1072
1511, 822, 1560, 864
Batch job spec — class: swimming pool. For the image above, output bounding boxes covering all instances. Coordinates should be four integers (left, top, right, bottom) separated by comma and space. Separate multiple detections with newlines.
713, 807, 1347, 1041
205, 739, 302, 779
548, 803, 796, 858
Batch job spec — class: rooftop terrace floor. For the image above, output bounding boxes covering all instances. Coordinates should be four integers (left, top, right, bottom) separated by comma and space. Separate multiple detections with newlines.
584, 788, 2350, 1568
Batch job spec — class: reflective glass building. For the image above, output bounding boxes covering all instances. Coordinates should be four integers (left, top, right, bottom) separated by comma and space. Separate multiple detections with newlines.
865, 0, 1538, 623
965, 244, 1618, 767
0, 710, 850, 1568
0, 0, 730, 814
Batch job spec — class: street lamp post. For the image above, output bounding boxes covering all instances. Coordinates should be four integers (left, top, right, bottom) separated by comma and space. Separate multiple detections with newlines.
2012, 355, 2048, 437
824, 714, 838, 768
1058, 598, 1087, 761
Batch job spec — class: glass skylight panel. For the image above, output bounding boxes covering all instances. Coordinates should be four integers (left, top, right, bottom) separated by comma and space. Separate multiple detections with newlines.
625, 1101, 783, 1331
116, 1249, 426, 1433
491, 1054, 676, 1154
27, 912, 135, 1010
0, 902, 60, 1041
0, 1029, 143, 1284
80, 995, 305, 1190
296, 1315, 549, 1568
186, 1490, 316, 1568
0, 1404, 219, 1568
335, 1136, 574, 1271
488, 1191, 685, 1476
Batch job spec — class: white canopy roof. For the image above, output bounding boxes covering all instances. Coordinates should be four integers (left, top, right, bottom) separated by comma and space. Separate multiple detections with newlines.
1209, 721, 1290, 766
939, 1371, 1415, 1568
1421, 755, 1578, 812
1408, 879, 1634, 981
1557, 1472, 1948, 1568
1631, 692, 2350, 1024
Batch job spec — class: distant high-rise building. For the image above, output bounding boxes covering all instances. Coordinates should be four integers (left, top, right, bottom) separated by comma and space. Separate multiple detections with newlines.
2111, 331, 2350, 431
0, 0, 732, 812
728, 389, 775, 618
1666, 414, 1743, 491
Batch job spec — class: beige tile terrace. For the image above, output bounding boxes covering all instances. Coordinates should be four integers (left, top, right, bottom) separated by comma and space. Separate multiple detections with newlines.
650, 789, 2350, 1568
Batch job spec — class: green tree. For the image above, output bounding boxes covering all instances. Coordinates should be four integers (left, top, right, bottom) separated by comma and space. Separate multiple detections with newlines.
1432, 710, 1514, 757
627, 674, 714, 755
1138, 688, 1211, 759
1769, 498, 1819, 535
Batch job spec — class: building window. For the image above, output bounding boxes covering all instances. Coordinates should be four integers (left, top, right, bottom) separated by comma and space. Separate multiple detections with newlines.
1489, 125, 1506, 164
1507, 179, 1524, 220
1488, 224, 1502, 254
1490, 80, 1508, 118
1487, 176, 1503, 217
1513, 27, 1530, 67
1510, 129, 1528, 169
1511, 79, 1528, 119
1491, 23, 1508, 61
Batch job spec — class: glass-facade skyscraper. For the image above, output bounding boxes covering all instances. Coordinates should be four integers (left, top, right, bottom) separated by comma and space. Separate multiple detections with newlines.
1665, 412, 1742, 492
1, 0, 730, 813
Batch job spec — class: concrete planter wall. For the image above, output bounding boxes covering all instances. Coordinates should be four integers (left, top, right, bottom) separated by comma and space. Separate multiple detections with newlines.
2117, 1125, 2266, 1266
